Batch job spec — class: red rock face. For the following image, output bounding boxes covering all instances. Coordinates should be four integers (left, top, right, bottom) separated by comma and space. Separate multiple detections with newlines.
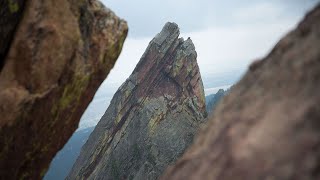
0, 0, 127, 179
161, 4, 320, 180
67, 22, 207, 180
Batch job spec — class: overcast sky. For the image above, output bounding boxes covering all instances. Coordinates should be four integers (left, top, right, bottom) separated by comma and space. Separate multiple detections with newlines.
103, 0, 319, 37
78, 0, 319, 129
98, 0, 319, 90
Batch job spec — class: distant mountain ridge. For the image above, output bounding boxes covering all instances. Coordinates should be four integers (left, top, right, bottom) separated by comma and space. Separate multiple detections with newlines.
205, 89, 228, 114
44, 127, 94, 180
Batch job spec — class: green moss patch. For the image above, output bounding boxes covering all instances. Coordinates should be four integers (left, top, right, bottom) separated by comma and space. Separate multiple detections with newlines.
7, 0, 19, 13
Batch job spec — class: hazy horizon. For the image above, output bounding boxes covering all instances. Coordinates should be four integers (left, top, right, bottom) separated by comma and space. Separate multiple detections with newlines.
77, 1, 319, 130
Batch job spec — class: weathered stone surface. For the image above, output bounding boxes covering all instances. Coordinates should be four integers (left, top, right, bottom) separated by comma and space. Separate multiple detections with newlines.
162, 4, 320, 180
0, 0, 128, 179
67, 22, 207, 180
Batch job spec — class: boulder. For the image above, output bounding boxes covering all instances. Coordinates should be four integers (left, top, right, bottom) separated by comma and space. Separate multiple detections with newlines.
0, 0, 127, 179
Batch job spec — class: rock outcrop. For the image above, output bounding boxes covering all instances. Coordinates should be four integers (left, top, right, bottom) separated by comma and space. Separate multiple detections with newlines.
0, 0, 127, 179
67, 22, 207, 180
162, 4, 320, 180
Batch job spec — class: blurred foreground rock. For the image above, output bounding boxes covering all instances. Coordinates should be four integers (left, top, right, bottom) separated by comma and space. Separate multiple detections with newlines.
162, 4, 320, 180
0, 0, 127, 179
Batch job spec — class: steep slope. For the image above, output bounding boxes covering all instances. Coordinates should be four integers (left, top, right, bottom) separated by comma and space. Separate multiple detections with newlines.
162, 4, 320, 180
68, 22, 207, 180
0, 0, 127, 179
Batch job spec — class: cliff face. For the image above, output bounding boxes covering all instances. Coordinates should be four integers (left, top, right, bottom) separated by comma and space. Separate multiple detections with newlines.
0, 0, 127, 179
162, 5, 320, 180
68, 22, 207, 180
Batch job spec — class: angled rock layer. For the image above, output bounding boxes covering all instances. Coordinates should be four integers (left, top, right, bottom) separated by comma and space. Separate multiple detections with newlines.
162, 4, 320, 180
67, 22, 207, 180
0, 0, 127, 179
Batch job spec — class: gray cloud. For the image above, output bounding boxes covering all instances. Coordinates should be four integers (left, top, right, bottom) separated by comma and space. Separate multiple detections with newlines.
102, 0, 319, 38
79, 0, 319, 128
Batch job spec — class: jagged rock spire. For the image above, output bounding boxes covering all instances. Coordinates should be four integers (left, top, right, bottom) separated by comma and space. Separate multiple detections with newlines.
67, 22, 206, 180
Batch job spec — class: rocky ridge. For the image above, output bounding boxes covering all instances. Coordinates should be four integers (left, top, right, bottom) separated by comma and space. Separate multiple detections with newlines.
162, 4, 320, 180
67, 22, 207, 180
205, 89, 227, 114
0, 0, 127, 179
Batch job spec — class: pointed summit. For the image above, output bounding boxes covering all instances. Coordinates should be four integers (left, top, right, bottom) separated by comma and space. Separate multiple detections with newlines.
153, 22, 180, 46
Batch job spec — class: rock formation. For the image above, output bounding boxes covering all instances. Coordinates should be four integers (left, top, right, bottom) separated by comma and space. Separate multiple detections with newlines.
67, 22, 207, 180
0, 0, 127, 179
162, 4, 320, 180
